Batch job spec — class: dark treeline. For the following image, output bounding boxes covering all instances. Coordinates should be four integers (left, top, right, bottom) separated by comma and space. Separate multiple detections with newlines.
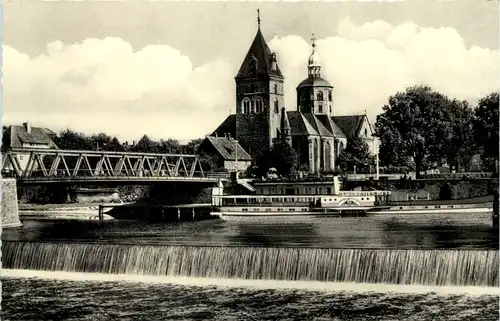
375, 87, 499, 177
52, 132, 203, 155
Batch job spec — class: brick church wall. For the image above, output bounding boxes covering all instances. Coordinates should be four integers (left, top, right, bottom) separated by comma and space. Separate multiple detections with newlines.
236, 114, 270, 159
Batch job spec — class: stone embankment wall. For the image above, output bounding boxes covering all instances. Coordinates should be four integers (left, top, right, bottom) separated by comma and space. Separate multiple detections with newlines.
2, 178, 22, 228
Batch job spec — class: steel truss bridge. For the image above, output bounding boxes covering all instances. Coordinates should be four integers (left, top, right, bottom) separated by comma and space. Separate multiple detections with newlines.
2, 148, 228, 184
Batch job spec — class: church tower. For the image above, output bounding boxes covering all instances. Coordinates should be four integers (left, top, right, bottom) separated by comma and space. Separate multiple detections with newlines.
234, 10, 285, 157
296, 35, 334, 116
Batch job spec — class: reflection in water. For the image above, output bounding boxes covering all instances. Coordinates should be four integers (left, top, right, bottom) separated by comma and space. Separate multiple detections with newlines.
2, 211, 496, 249
230, 222, 319, 247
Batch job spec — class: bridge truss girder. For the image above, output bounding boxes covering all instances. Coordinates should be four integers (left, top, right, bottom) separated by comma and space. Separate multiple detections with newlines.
2, 148, 206, 181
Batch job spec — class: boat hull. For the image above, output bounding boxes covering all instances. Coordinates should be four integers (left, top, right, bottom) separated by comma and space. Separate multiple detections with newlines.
212, 205, 492, 220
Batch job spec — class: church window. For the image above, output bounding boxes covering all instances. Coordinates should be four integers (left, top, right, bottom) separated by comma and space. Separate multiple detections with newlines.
255, 97, 263, 113
317, 91, 324, 101
328, 91, 332, 101
274, 84, 278, 94
329, 105, 332, 113
365, 128, 368, 136
274, 99, 279, 113
319, 105, 323, 113
242, 98, 251, 114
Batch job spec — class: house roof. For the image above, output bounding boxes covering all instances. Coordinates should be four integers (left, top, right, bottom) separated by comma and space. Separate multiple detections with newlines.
302, 113, 334, 137
332, 115, 366, 138
203, 136, 252, 161
287, 111, 318, 136
212, 114, 237, 138
315, 115, 347, 138
297, 76, 333, 88
2, 124, 58, 149
235, 28, 284, 79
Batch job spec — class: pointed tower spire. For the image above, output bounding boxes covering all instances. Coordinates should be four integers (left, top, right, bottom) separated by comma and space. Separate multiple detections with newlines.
280, 107, 292, 145
257, 9, 261, 29
235, 11, 283, 79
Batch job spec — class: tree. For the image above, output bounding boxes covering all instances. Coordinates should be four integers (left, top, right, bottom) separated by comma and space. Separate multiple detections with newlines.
108, 137, 125, 152
159, 138, 182, 154
183, 138, 204, 155
53, 129, 94, 150
90, 133, 114, 151
337, 137, 374, 173
267, 141, 298, 176
473, 92, 499, 171
132, 135, 155, 153
443, 99, 476, 172
375, 85, 454, 178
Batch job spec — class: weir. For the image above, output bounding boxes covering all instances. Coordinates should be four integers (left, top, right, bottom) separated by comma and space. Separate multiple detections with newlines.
3, 241, 498, 287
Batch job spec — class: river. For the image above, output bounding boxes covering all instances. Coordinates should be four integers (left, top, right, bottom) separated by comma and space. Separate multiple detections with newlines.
2, 211, 499, 320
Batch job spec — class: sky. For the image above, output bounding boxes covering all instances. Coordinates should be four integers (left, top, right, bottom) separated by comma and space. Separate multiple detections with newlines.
2, 1, 499, 143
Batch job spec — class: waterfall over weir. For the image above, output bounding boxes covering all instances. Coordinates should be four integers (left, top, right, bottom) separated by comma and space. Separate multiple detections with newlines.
3, 242, 498, 287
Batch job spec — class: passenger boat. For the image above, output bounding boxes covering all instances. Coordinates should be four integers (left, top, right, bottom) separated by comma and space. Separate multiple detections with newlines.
210, 177, 493, 220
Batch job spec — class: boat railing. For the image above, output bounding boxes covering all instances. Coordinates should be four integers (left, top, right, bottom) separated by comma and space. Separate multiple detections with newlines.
213, 193, 392, 207
339, 191, 392, 196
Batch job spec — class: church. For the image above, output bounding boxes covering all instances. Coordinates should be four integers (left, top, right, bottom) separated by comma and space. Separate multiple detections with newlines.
206, 13, 378, 174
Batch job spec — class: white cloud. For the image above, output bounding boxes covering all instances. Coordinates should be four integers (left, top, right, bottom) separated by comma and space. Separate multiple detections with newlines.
269, 16, 499, 120
3, 37, 234, 141
3, 18, 499, 142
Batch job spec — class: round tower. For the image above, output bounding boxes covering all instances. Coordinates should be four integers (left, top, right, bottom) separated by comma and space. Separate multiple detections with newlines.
296, 34, 334, 116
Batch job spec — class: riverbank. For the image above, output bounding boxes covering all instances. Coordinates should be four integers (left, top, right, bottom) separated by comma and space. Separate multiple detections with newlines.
18, 203, 116, 221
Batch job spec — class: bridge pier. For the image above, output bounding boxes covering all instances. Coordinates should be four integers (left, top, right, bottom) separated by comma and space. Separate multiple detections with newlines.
1, 178, 22, 228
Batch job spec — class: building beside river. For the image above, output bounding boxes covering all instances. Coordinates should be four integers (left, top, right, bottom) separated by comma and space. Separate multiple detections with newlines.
209, 14, 378, 174
2, 122, 58, 172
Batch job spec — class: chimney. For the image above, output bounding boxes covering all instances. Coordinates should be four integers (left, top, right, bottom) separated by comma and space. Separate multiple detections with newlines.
23, 122, 31, 134
215, 132, 218, 138
132, 140, 136, 146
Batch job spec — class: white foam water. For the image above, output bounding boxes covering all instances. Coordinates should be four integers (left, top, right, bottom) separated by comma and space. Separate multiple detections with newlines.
3, 269, 499, 296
